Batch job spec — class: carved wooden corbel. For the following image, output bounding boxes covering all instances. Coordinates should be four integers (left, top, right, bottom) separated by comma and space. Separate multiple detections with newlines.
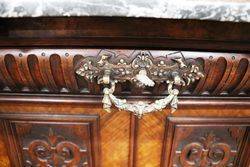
76, 50, 204, 118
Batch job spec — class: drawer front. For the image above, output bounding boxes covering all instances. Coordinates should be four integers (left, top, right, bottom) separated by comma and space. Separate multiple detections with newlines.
1, 114, 100, 167
162, 117, 250, 167
0, 48, 249, 167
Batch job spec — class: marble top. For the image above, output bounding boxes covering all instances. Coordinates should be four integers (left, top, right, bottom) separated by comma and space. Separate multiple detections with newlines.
0, 0, 249, 22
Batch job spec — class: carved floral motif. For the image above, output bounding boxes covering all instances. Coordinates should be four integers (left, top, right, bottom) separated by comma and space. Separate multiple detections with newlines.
23, 128, 88, 167
76, 50, 204, 117
175, 132, 237, 167
76, 50, 204, 87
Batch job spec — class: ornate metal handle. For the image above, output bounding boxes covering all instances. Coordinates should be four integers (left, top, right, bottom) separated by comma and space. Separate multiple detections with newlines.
102, 80, 179, 118
76, 50, 204, 118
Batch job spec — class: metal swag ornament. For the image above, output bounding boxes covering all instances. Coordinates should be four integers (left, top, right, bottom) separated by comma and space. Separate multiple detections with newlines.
76, 50, 204, 118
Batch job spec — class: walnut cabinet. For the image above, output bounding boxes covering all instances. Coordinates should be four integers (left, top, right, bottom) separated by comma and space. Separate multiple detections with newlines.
0, 17, 249, 167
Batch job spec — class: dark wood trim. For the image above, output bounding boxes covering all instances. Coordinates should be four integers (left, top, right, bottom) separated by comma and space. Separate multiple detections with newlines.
0, 94, 249, 108
129, 114, 138, 167
0, 113, 99, 121
160, 116, 175, 167
236, 127, 250, 167
1, 120, 23, 166
0, 38, 249, 52
167, 117, 250, 124
1, 17, 250, 52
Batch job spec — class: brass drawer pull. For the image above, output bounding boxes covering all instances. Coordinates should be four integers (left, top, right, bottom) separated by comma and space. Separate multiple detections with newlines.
102, 80, 179, 118
76, 50, 204, 118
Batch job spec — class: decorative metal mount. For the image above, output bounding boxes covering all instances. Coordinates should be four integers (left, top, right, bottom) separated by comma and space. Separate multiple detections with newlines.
76, 50, 204, 118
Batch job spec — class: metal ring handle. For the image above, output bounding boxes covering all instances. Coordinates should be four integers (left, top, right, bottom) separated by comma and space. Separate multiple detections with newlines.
102, 81, 179, 118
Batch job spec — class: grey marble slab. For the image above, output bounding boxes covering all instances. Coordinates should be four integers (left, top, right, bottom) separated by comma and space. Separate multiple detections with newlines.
0, 0, 249, 22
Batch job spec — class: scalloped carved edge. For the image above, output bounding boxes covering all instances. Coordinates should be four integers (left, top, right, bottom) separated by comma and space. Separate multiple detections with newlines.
0, 49, 249, 96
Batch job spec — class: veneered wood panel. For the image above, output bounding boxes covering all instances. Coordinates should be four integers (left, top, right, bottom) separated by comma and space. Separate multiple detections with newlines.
0, 123, 10, 167
135, 112, 169, 167
100, 111, 131, 167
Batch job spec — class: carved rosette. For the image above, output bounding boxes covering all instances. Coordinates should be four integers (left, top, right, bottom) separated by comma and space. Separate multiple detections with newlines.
76, 50, 204, 117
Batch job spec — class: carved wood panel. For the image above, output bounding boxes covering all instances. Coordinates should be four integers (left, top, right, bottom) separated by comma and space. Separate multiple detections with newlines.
0, 49, 249, 96
162, 117, 250, 167
1, 114, 100, 167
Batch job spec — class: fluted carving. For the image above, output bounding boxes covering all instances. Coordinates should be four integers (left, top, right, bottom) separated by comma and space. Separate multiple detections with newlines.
0, 49, 249, 96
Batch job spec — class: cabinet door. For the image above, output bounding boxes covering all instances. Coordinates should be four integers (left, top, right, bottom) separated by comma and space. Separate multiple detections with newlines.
162, 117, 250, 167
1, 114, 100, 167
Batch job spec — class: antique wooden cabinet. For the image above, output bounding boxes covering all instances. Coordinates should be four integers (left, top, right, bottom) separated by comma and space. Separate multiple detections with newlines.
0, 17, 249, 167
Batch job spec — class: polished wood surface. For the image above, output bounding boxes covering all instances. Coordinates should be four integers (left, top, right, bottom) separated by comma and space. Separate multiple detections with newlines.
0, 17, 250, 52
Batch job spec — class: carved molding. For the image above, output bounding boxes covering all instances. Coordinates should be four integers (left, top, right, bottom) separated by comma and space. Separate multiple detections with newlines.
0, 49, 249, 96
